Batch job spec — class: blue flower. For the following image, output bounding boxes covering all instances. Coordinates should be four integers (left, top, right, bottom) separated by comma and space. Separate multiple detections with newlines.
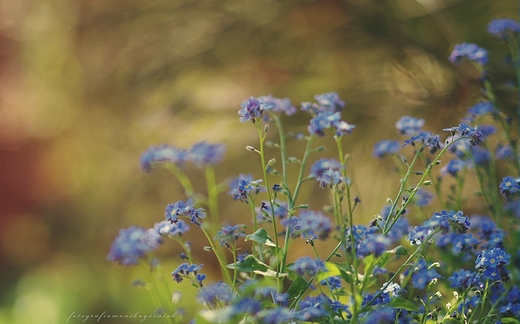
307, 111, 355, 137
310, 92, 346, 113
412, 258, 441, 290
434, 210, 471, 233
298, 295, 330, 321
165, 198, 206, 227
356, 234, 391, 258
443, 123, 484, 146
239, 96, 273, 123
107, 226, 162, 266
282, 210, 333, 241
257, 307, 295, 324
373, 140, 400, 158
228, 174, 264, 202
154, 220, 190, 237
230, 298, 261, 316
471, 215, 499, 241
320, 276, 342, 290
256, 201, 288, 223
499, 176, 520, 198
476, 247, 511, 282
504, 200, 520, 218
488, 18, 520, 40
308, 111, 341, 136
482, 231, 506, 249
395, 116, 425, 135
188, 141, 226, 168
289, 257, 325, 277
496, 144, 514, 160
309, 158, 345, 187
441, 159, 467, 177
214, 225, 246, 248
467, 101, 496, 117
476, 247, 511, 269
197, 281, 234, 307
448, 269, 477, 290
171, 263, 203, 283
403, 131, 441, 154
139, 145, 188, 172
451, 233, 479, 255
413, 188, 434, 207
257, 95, 297, 117
449, 43, 489, 65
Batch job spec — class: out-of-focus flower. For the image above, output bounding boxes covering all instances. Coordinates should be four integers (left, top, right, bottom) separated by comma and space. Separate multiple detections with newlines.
373, 140, 400, 158
487, 18, 520, 40
449, 43, 489, 65
395, 116, 425, 135
188, 141, 226, 168
139, 145, 188, 172
107, 226, 162, 266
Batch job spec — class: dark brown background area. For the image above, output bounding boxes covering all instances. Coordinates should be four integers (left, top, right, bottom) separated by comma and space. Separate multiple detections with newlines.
0, 0, 517, 323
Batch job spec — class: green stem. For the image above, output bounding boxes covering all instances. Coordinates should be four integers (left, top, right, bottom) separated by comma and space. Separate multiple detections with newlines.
384, 138, 463, 235
273, 116, 293, 205
256, 123, 282, 287
200, 226, 235, 290
139, 261, 173, 324
205, 167, 220, 227
165, 165, 195, 197
291, 135, 315, 205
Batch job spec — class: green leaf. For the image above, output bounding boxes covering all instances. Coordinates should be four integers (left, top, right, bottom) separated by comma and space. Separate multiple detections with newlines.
501, 318, 520, 324
227, 255, 269, 272
316, 262, 341, 282
245, 228, 277, 247
388, 297, 420, 311
286, 275, 309, 300
393, 245, 409, 255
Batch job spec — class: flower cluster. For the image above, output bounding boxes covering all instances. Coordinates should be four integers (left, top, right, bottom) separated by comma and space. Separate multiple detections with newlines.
165, 198, 206, 226
107, 226, 162, 266
108, 16, 520, 324
309, 158, 346, 187
140, 141, 225, 172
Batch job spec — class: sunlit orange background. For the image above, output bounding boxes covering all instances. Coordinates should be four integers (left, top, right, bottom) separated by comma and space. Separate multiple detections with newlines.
0, 0, 517, 323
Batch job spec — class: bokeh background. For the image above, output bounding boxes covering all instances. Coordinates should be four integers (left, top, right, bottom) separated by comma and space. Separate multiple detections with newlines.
0, 0, 517, 323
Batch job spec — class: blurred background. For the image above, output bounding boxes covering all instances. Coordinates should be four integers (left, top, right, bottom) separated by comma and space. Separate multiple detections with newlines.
0, 0, 517, 323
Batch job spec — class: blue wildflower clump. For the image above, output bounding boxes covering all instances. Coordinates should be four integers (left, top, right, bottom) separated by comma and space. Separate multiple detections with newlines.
154, 220, 190, 237
487, 18, 520, 40
189, 141, 226, 168
373, 139, 400, 158
140, 141, 225, 172
403, 131, 441, 154
214, 225, 246, 248
171, 263, 204, 284
289, 257, 325, 277
228, 174, 264, 202
475, 247, 511, 282
239, 96, 274, 123
448, 43, 489, 65
303, 92, 355, 137
395, 116, 425, 135
110, 17, 520, 322
281, 210, 333, 242
139, 144, 188, 172
165, 198, 206, 226
499, 176, 520, 199
309, 158, 346, 187
197, 281, 234, 307
257, 95, 297, 118
107, 226, 162, 266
